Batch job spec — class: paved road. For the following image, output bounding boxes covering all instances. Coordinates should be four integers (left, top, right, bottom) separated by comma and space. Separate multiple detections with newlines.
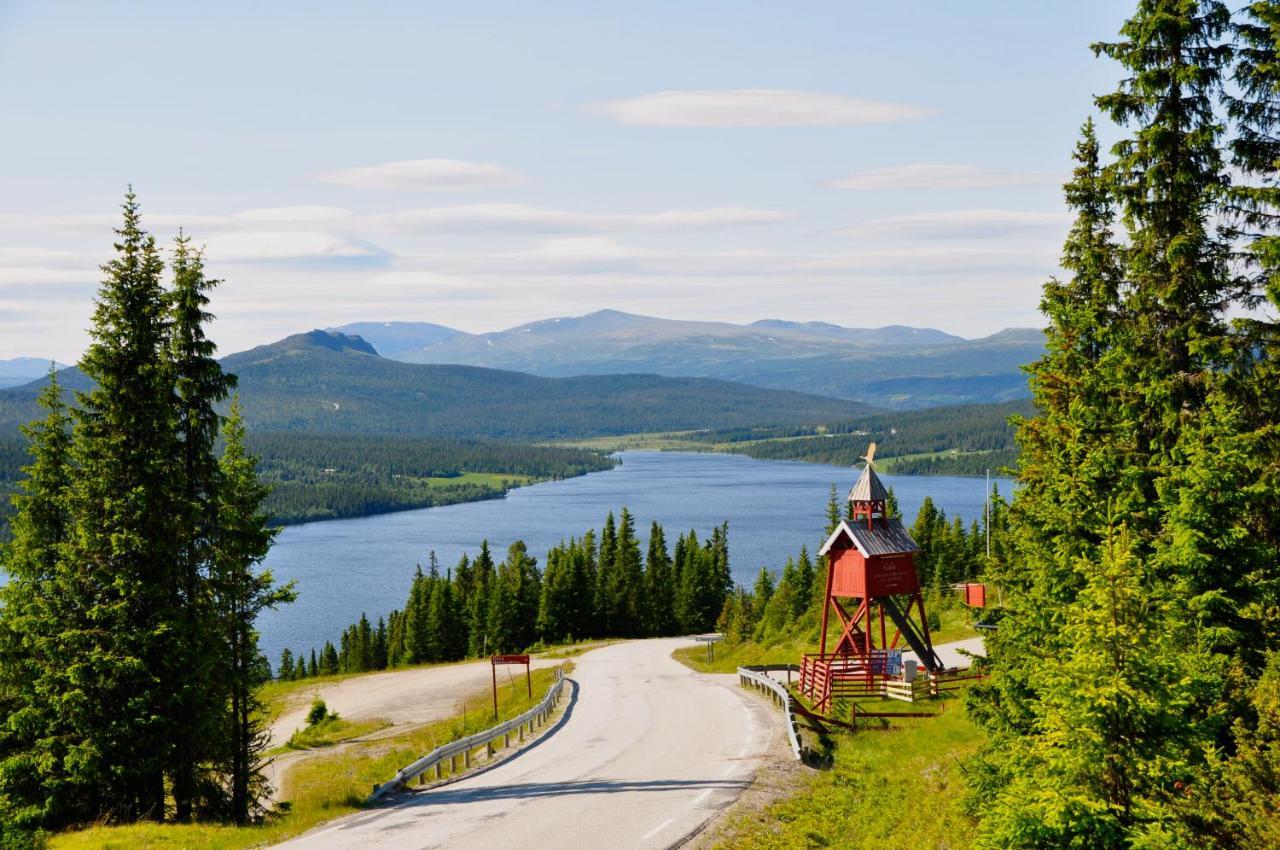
274, 638, 775, 849
905, 635, 986, 670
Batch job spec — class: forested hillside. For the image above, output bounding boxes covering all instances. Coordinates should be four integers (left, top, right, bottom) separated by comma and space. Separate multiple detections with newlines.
0, 329, 874, 440
675, 399, 1030, 475
248, 434, 614, 524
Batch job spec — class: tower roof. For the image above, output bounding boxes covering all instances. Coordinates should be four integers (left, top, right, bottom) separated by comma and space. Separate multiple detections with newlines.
848, 463, 888, 503
819, 518, 920, 557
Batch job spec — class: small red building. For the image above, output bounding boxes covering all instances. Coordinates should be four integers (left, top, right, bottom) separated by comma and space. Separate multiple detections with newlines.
799, 446, 943, 713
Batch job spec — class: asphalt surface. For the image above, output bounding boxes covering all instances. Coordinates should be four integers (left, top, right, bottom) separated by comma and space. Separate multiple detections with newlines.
273, 638, 776, 849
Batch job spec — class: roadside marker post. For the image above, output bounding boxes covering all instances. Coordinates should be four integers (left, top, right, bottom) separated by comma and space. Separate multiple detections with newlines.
490, 654, 531, 719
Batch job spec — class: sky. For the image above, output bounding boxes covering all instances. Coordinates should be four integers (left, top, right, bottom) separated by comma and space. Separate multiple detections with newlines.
0, 0, 1136, 362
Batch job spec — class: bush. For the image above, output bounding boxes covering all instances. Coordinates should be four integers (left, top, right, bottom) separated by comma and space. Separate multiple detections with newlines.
0, 822, 46, 850
306, 698, 330, 726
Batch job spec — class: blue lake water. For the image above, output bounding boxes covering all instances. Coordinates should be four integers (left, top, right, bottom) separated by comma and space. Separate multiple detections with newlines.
258, 451, 1012, 662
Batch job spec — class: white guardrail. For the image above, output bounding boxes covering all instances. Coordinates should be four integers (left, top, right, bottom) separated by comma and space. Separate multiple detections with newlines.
369, 666, 568, 802
737, 664, 804, 761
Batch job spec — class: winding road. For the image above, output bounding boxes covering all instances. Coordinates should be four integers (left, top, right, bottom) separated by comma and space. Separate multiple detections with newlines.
273, 638, 776, 849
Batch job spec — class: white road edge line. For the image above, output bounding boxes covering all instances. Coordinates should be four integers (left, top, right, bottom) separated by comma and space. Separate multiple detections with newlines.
642, 817, 674, 840
691, 787, 714, 807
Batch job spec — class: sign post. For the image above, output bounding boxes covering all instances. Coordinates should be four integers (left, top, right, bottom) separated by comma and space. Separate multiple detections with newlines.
490, 654, 531, 719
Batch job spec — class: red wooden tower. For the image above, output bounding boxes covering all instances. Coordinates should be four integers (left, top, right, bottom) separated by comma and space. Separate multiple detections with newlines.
799, 444, 943, 713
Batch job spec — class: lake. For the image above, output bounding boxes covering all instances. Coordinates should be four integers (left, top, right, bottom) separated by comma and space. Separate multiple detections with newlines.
258, 451, 1012, 662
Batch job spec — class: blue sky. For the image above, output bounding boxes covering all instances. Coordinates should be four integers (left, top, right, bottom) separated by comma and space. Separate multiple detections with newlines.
0, 1, 1133, 360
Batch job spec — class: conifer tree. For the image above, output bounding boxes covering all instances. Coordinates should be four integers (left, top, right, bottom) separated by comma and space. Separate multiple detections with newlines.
277, 649, 294, 682
597, 512, 617, 633
64, 189, 183, 820
467, 542, 495, 656
167, 233, 236, 820
643, 522, 675, 636
210, 399, 294, 823
0, 371, 73, 829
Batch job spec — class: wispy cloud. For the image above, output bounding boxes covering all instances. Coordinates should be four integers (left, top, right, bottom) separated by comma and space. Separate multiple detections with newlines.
838, 209, 1071, 240
373, 204, 792, 233
233, 205, 354, 223
589, 89, 929, 128
830, 164, 1062, 191
202, 231, 389, 263
317, 158, 522, 191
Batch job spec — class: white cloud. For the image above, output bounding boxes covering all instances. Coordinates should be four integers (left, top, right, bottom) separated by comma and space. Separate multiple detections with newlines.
405, 237, 1054, 279
201, 231, 387, 263
317, 158, 523, 191
373, 204, 791, 233
589, 89, 928, 127
234, 205, 353, 223
838, 209, 1071, 240
0, 266, 98, 286
830, 164, 1062, 191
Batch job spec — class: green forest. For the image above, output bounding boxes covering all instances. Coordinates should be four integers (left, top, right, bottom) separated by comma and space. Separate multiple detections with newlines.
244, 433, 612, 524
274, 509, 733, 680
681, 399, 1028, 476
0, 434, 614, 533
957, 1, 1280, 846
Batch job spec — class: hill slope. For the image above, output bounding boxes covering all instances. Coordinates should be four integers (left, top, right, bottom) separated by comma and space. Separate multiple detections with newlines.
333, 310, 1042, 409
0, 330, 874, 440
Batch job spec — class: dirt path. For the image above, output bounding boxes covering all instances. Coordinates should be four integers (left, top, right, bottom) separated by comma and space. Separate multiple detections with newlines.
266, 656, 560, 797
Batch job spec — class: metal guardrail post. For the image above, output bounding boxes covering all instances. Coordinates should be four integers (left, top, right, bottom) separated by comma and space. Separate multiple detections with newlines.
369, 666, 568, 802
736, 665, 804, 761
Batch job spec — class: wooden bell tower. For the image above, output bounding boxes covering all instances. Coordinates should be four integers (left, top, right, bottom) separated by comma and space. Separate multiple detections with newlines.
800, 444, 943, 713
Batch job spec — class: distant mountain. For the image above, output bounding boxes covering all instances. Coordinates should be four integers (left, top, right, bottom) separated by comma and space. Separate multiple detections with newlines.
0, 357, 66, 389
747, 319, 963, 346
332, 310, 1042, 409
325, 321, 464, 360
0, 330, 874, 440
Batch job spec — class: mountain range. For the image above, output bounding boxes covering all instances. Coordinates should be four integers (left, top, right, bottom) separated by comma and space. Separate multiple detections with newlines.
0, 358, 67, 390
330, 310, 1043, 409
0, 330, 872, 440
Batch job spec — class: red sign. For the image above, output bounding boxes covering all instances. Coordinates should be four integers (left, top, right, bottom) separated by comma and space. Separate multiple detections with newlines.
491, 654, 530, 665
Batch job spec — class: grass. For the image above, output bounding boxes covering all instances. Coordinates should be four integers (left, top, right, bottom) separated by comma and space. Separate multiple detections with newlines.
673, 604, 980, 675
421, 471, 532, 489
548, 430, 712, 452
284, 715, 390, 750
50, 665, 569, 850
713, 697, 983, 850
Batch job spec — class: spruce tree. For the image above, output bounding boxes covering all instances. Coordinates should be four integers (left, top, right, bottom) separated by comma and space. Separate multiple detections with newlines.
167, 233, 236, 820
210, 399, 294, 823
64, 190, 183, 820
597, 512, 617, 634
643, 522, 675, 636
0, 371, 73, 829
467, 542, 495, 655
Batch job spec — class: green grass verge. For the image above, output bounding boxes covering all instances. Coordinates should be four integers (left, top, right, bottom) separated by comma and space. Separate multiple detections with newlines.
50, 665, 569, 850
284, 715, 390, 750
673, 605, 979, 675
714, 698, 982, 849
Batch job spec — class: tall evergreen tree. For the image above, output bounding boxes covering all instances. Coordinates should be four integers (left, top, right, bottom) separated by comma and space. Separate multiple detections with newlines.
63, 189, 183, 820
210, 399, 294, 823
167, 233, 236, 820
0, 371, 73, 829
643, 522, 675, 636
